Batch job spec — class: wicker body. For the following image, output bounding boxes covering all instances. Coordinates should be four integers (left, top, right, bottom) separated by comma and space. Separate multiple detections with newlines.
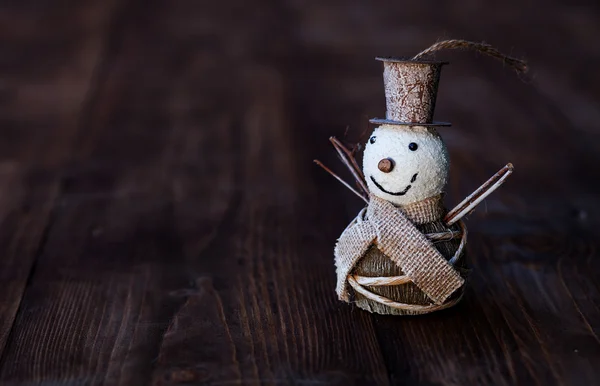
351, 218, 468, 315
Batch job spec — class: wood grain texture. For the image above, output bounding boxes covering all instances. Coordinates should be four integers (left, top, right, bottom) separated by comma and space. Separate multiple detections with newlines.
0, 0, 121, 358
0, 0, 599, 385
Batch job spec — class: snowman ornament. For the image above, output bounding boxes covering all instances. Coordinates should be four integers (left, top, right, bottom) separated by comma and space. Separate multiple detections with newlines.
318, 48, 518, 315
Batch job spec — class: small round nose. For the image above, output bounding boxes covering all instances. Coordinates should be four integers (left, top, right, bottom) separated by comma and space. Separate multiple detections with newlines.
378, 158, 394, 173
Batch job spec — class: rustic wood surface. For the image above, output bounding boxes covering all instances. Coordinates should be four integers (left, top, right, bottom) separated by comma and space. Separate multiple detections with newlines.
0, 0, 599, 385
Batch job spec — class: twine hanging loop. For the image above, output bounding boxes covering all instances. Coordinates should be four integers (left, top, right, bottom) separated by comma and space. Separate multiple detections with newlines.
413, 39, 528, 75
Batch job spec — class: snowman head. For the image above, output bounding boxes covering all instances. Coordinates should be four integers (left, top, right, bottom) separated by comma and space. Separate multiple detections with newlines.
363, 124, 449, 206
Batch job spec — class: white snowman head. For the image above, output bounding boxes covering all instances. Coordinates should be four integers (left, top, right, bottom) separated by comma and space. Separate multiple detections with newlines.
363, 124, 449, 206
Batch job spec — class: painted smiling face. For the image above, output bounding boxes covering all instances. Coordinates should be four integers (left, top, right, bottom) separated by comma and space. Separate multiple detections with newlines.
363, 124, 449, 206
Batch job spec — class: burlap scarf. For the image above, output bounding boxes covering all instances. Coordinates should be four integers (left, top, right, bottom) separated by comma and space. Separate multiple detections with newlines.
334, 194, 464, 305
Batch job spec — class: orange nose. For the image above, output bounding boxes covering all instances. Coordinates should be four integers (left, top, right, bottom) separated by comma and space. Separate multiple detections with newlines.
378, 158, 394, 173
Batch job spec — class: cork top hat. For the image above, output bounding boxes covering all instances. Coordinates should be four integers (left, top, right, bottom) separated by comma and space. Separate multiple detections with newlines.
370, 57, 451, 127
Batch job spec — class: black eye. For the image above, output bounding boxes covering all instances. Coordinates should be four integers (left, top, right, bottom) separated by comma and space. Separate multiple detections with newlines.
408, 142, 418, 151
369, 136, 376, 144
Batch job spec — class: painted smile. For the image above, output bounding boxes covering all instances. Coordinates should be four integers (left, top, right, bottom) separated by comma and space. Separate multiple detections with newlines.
370, 173, 418, 196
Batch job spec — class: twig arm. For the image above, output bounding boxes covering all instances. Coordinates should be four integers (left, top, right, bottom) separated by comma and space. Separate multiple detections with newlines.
329, 137, 369, 196
314, 160, 369, 204
444, 163, 514, 226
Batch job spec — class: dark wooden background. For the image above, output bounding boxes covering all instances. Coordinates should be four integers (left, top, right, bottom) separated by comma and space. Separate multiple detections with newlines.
0, 0, 599, 385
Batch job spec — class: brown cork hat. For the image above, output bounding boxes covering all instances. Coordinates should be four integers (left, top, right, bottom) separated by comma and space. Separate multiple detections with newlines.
370, 57, 451, 127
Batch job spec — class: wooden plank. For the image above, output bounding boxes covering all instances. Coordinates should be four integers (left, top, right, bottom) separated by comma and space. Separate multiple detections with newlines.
0, 171, 190, 384
0, 0, 120, 359
0, 167, 57, 356
0, 1, 193, 384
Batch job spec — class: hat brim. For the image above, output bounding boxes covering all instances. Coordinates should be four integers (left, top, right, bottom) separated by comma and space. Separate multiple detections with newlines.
369, 118, 452, 127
